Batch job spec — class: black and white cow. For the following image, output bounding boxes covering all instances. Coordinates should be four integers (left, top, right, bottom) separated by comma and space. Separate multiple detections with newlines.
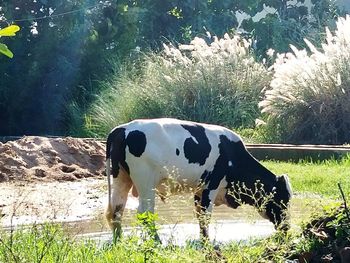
105, 118, 292, 240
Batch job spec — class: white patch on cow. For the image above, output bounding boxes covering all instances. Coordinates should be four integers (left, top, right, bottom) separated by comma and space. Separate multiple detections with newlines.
228, 161, 233, 167
125, 119, 223, 186
191, 136, 199, 144
214, 178, 229, 206
283, 174, 293, 197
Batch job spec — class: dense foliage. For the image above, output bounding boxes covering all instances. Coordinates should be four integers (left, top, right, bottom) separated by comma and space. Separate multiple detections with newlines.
0, 0, 341, 138
89, 34, 270, 136
260, 15, 350, 144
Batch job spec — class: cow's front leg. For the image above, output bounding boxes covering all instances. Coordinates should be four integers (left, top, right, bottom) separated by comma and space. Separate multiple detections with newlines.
194, 193, 209, 240
194, 188, 218, 242
131, 166, 161, 242
137, 189, 161, 241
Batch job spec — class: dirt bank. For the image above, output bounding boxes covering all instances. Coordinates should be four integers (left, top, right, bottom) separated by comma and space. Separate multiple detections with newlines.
0, 136, 108, 227
0, 136, 105, 182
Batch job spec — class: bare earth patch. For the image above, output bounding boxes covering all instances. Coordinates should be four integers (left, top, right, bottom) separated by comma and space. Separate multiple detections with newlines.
0, 179, 107, 228
0, 136, 105, 182
0, 136, 108, 228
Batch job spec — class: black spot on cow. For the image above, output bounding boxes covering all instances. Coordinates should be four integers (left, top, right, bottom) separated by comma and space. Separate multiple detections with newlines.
126, 130, 146, 157
198, 135, 235, 209
181, 124, 211, 165
265, 175, 292, 228
201, 189, 211, 209
176, 148, 180, 156
200, 170, 210, 184
199, 135, 235, 191
106, 128, 129, 177
225, 192, 240, 209
115, 204, 123, 213
206, 135, 281, 213
194, 194, 201, 206
198, 135, 277, 210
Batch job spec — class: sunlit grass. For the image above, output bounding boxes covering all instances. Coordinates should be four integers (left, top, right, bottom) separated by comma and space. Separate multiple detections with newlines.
263, 157, 350, 198
0, 223, 304, 263
0, 223, 208, 263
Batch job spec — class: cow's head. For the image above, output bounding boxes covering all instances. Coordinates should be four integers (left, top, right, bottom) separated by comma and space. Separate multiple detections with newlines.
264, 174, 292, 230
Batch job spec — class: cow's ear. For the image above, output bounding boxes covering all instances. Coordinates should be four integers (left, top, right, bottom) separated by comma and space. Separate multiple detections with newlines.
278, 174, 293, 197
278, 174, 287, 181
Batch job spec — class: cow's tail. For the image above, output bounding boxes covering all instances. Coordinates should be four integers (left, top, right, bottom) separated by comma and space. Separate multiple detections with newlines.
106, 157, 112, 208
106, 133, 113, 217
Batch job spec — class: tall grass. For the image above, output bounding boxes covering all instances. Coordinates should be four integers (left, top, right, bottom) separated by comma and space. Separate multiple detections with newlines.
260, 15, 350, 144
0, 223, 205, 263
0, 223, 304, 263
88, 34, 270, 137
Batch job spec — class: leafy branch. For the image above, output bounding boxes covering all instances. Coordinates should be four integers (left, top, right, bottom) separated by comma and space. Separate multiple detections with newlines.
0, 25, 20, 58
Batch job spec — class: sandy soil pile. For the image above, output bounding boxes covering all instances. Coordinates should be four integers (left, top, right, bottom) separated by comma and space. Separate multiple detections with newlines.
0, 136, 106, 182
0, 136, 110, 227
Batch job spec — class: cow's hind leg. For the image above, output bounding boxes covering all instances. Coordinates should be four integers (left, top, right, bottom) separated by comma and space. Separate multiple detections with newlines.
106, 169, 132, 242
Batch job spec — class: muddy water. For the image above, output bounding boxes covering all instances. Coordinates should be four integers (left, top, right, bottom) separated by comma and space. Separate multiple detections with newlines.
121, 193, 321, 228
74, 194, 323, 245
73, 194, 276, 245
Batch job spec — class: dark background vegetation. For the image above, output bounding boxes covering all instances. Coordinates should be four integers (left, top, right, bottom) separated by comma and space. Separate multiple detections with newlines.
0, 0, 346, 142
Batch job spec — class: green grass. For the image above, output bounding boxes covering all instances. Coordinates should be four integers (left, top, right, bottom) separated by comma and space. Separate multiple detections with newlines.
0, 223, 299, 263
262, 157, 350, 198
0, 223, 232, 263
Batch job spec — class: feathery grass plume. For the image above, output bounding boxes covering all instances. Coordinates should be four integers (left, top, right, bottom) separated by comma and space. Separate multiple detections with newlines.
88, 33, 270, 136
260, 15, 350, 144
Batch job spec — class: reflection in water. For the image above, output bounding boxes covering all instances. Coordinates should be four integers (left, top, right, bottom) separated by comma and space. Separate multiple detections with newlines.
123, 193, 266, 226
124, 193, 324, 227
157, 221, 275, 245
80, 220, 275, 246
78, 194, 321, 245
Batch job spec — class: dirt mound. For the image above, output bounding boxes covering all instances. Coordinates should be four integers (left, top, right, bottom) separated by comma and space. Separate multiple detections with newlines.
0, 136, 106, 182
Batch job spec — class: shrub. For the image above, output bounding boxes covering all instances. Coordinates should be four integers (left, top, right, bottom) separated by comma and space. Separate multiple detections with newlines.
259, 15, 350, 144
89, 34, 270, 136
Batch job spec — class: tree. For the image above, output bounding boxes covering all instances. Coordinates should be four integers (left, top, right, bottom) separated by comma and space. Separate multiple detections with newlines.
0, 0, 341, 136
